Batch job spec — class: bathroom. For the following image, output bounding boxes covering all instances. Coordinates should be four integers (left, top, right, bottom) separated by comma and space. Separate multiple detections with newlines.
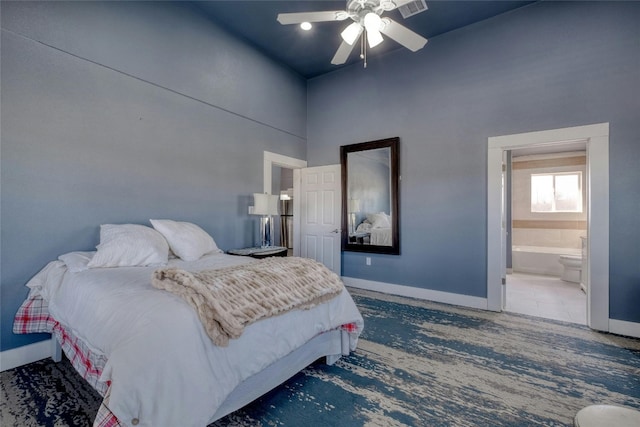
505, 146, 588, 324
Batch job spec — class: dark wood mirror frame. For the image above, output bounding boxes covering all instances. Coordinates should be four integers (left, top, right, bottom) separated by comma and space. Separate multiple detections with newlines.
341, 137, 400, 255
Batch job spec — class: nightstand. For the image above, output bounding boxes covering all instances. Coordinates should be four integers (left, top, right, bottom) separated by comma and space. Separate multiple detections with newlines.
227, 246, 288, 259
349, 232, 370, 245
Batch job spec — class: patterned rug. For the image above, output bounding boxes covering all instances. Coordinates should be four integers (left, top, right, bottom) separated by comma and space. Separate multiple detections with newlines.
2, 288, 640, 426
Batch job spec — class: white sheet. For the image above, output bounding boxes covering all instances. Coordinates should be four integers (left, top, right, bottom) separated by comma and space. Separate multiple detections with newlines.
370, 227, 392, 246
27, 253, 364, 427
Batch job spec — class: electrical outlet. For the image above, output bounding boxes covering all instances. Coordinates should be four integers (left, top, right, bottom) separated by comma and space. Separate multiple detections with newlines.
248, 206, 254, 215
366, 257, 371, 266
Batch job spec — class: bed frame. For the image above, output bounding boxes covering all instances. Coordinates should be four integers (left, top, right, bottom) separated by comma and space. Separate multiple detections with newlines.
51, 326, 351, 424
208, 328, 349, 422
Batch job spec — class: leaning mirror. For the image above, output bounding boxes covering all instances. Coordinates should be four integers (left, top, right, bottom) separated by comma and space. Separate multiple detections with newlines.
341, 137, 399, 255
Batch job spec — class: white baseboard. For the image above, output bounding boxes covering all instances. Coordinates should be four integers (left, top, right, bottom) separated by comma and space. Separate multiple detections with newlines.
344, 276, 640, 339
609, 319, 640, 339
343, 276, 488, 310
0, 338, 53, 372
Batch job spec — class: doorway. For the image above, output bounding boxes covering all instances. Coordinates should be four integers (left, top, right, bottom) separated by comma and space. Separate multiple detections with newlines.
506, 272, 587, 323
506, 144, 587, 324
262, 152, 342, 275
487, 123, 609, 332
263, 151, 307, 256
272, 165, 295, 255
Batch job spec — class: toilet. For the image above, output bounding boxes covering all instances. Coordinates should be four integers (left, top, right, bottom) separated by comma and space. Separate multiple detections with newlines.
559, 255, 582, 283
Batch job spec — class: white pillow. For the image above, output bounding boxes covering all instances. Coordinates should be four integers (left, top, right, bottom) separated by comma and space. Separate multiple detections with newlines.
150, 219, 221, 262
356, 222, 372, 232
58, 251, 95, 273
368, 212, 391, 229
87, 224, 169, 268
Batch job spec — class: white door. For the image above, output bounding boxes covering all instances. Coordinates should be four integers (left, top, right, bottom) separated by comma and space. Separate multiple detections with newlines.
296, 165, 341, 275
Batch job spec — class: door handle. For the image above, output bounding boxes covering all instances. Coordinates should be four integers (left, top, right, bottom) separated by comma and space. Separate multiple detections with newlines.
331, 229, 340, 234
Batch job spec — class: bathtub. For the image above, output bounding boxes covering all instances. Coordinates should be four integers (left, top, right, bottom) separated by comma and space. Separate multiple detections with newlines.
512, 245, 582, 276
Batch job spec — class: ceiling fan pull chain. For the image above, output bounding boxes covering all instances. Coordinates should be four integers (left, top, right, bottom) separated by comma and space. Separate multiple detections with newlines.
364, 45, 367, 68
362, 31, 367, 68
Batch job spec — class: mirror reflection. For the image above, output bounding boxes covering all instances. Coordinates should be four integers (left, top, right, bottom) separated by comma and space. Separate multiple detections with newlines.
348, 147, 392, 245
341, 137, 399, 255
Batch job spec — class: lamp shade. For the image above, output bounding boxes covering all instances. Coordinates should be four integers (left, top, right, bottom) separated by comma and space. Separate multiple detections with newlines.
253, 193, 279, 215
280, 193, 291, 201
348, 199, 361, 213
268, 194, 279, 215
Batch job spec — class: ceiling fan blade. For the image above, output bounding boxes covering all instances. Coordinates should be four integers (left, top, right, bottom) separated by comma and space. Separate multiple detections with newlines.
331, 41, 357, 65
379, 18, 428, 52
277, 11, 348, 25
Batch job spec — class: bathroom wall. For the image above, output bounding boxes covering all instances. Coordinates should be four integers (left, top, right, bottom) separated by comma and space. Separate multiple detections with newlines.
511, 151, 587, 249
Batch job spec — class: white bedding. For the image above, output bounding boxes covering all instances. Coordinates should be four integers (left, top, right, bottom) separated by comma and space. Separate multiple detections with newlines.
26, 253, 364, 427
356, 215, 392, 246
370, 227, 392, 246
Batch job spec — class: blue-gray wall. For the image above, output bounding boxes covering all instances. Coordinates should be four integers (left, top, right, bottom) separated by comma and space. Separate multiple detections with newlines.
2, 1, 639, 354
307, 1, 640, 321
1, 1, 307, 351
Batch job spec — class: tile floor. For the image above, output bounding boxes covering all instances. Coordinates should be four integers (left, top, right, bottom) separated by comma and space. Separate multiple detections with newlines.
505, 272, 586, 324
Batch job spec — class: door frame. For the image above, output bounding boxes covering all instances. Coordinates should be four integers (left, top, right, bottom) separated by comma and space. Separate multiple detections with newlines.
263, 151, 307, 194
487, 123, 609, 331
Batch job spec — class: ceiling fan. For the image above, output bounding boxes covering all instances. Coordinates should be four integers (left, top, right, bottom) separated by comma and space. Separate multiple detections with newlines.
277, 0, 428, 66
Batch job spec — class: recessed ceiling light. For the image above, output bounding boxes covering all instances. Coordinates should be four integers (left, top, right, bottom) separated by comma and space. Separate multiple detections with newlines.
300, 22, 312, 31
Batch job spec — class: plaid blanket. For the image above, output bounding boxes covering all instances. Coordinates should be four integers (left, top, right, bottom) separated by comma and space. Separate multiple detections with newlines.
13, 294, 56, 335
14, 294, 120, 427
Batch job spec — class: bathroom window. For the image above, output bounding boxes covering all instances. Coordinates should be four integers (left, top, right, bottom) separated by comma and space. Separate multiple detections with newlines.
531, 172, 582, 213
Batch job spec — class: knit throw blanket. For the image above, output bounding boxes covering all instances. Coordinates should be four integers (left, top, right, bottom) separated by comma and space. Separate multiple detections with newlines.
152, 257, 344, 346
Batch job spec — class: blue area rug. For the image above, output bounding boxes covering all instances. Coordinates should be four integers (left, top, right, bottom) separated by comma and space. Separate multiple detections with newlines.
2, 288, 640, 426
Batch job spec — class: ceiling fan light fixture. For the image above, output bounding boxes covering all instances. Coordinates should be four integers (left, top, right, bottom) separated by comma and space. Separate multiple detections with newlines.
364, 12, 382, 31
364, 12, 384, 48
341, 22, 363, 45
276, 1, 429, 67
367, 29, 384, 48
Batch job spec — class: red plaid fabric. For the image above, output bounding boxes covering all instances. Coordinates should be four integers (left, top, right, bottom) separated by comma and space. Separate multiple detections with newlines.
93, 402, 123, 427
14, 295, 123, 427
14, 295, 110, 395
341, 322, 359, 333
13, 294, 56, 334
52, 320, 109, 396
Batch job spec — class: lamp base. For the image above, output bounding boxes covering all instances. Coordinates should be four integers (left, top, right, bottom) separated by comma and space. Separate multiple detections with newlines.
259, 215, 275, 248
349, 212, 356, 234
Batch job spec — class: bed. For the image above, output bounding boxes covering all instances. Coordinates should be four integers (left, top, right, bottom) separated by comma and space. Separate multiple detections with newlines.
13, 221, 364, 427
356, 212, 392, 246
